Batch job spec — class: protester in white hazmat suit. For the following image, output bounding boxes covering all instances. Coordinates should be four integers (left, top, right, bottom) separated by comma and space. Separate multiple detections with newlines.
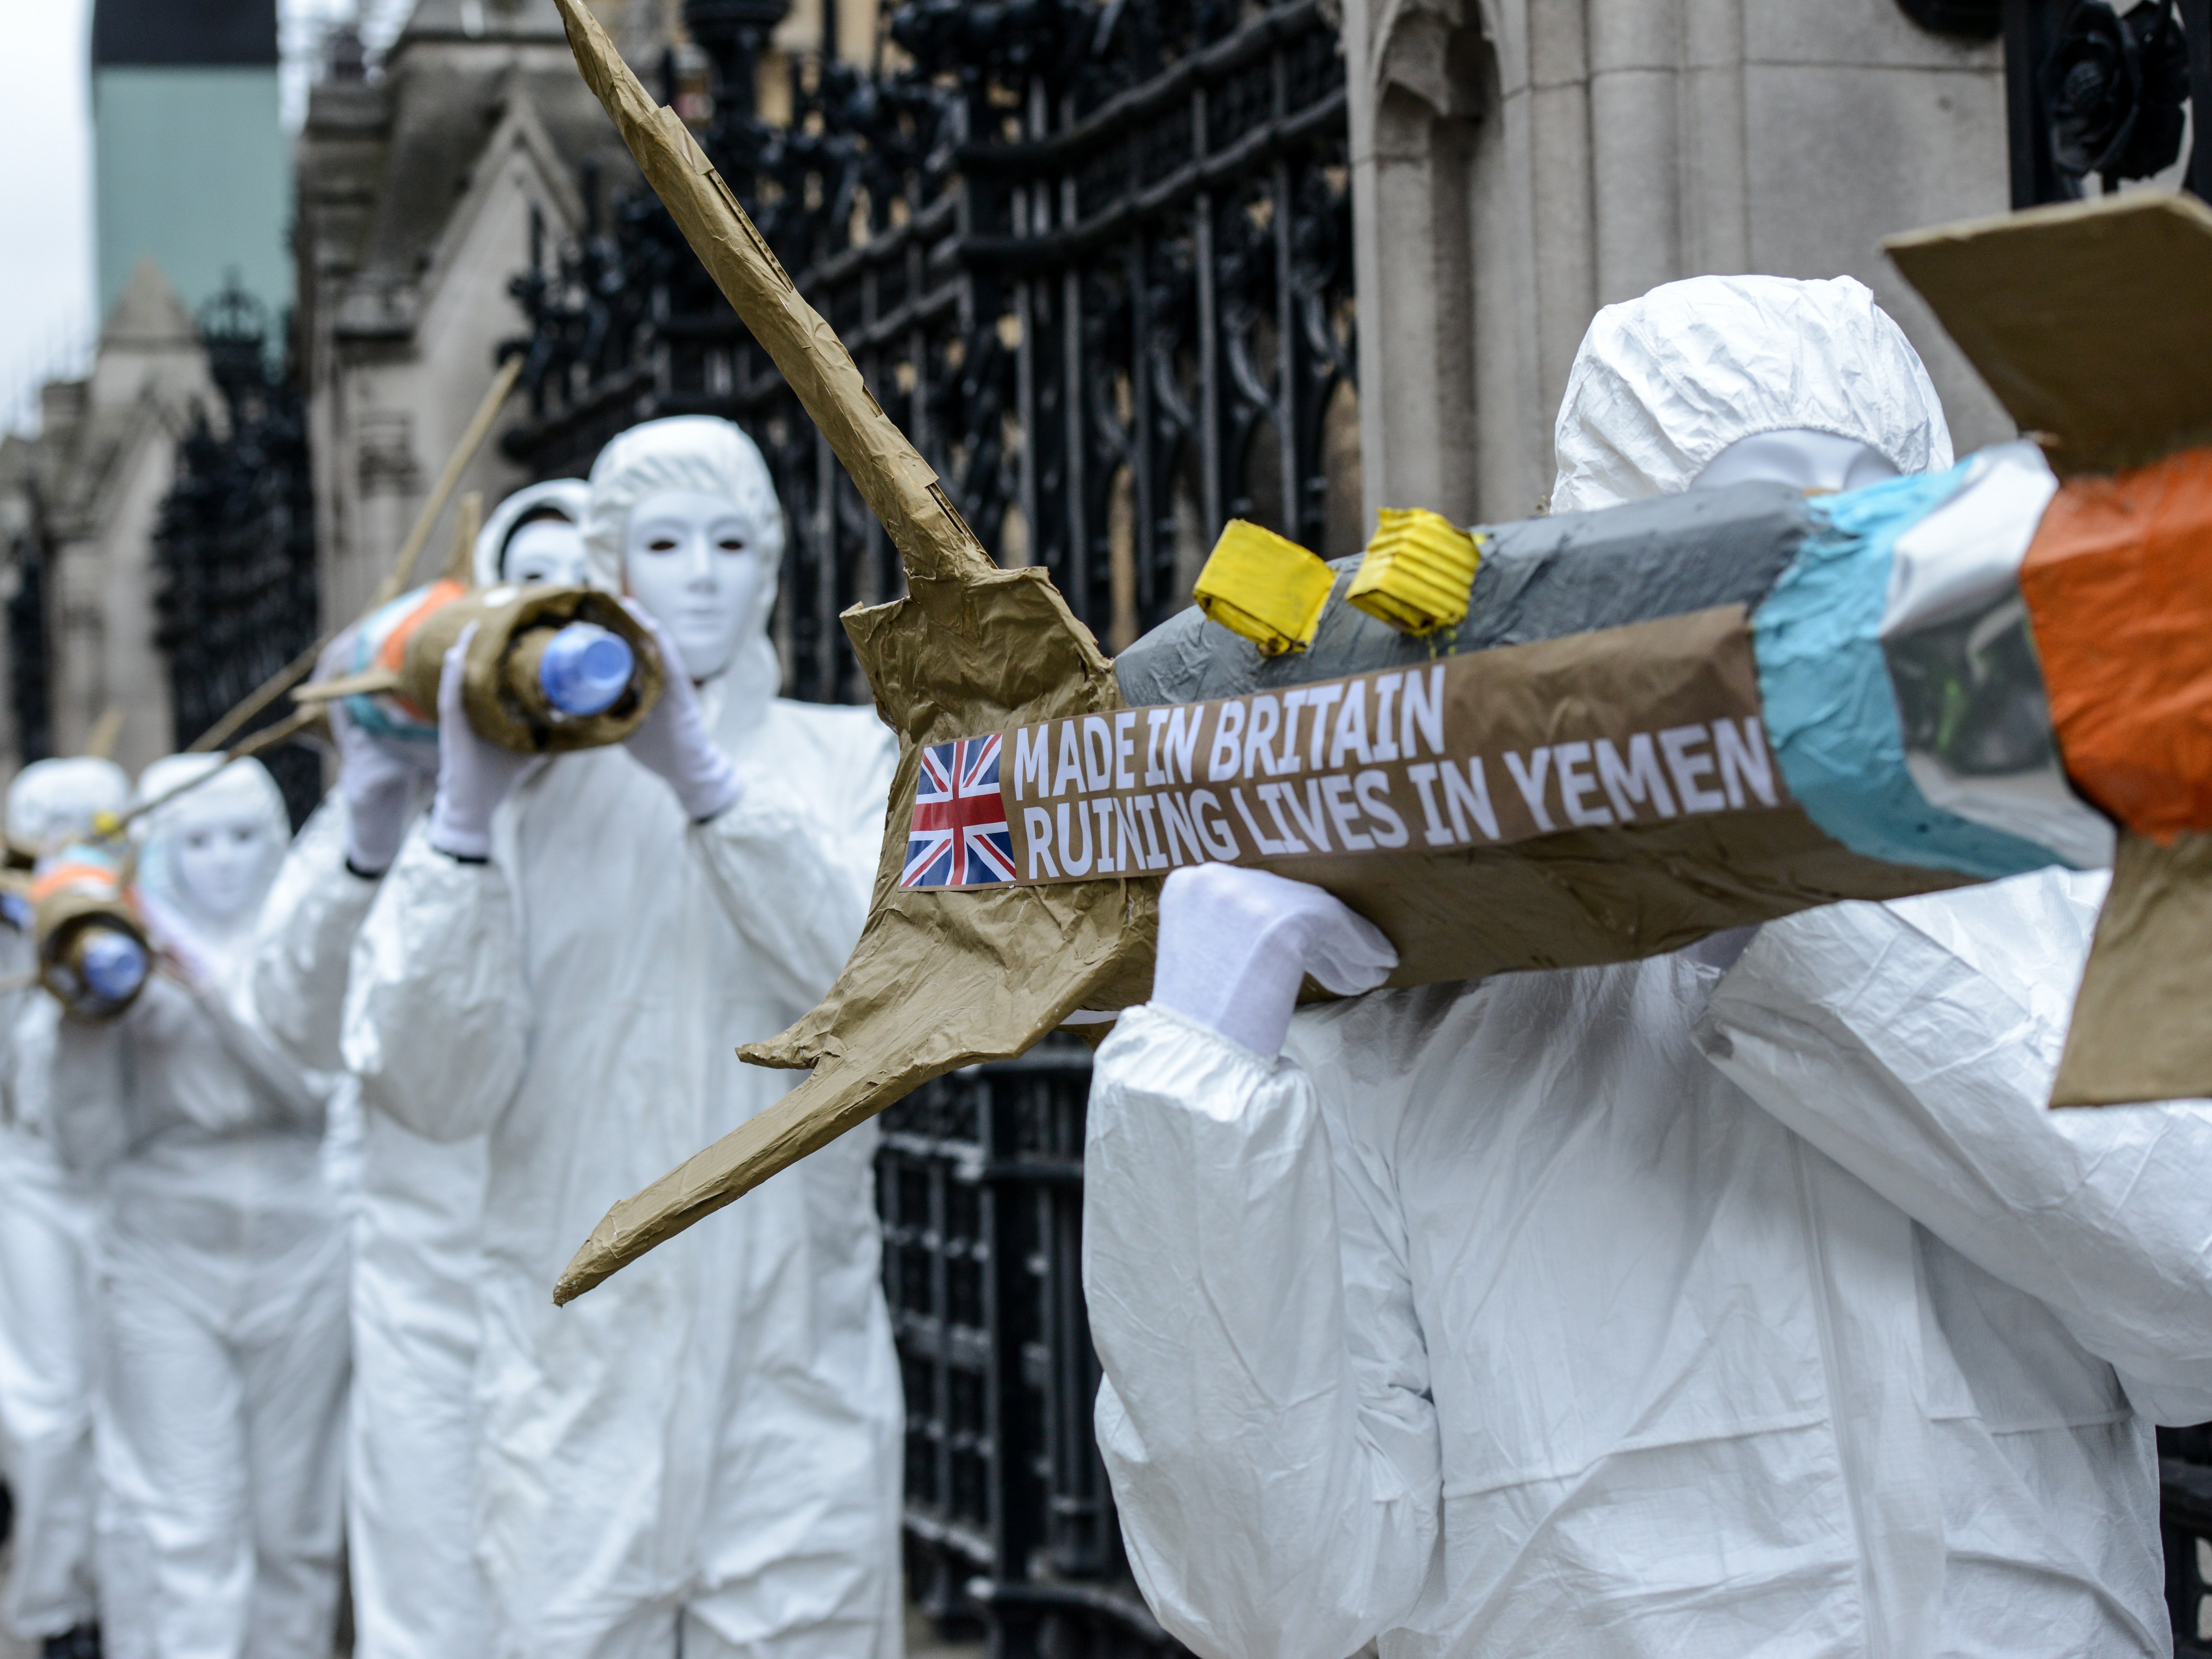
247, 476, 588, 1659
0, 759, 129, 1657
1083, 274, 2212, 1658
472, 476, 592, 587
342, 416, 902, 1659
48, 755, 346, 1659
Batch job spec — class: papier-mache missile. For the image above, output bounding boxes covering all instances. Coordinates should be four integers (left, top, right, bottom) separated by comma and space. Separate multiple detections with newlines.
26, 840, 151, 1018
542, 0, 2212, 1301
293, 579, 665, 754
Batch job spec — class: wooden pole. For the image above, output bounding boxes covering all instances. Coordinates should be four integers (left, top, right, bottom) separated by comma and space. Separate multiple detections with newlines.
113, 705, 326, 832
187, 354, 524, 756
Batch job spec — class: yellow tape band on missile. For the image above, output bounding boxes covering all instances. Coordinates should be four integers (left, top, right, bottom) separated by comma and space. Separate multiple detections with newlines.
1192, 520, 1336, 655
1347, 509, 1484, 636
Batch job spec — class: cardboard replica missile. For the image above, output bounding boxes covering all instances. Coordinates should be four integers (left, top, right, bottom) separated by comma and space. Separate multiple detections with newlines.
293, 578, 665, 754
18, 841, 151, 1019
542, 0, 2212, 1302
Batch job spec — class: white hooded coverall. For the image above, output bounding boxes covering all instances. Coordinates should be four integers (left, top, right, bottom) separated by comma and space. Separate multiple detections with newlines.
1083, 277, 2212, 1658
246, 481, 585, 1659
342, 418, 903, 1659
0, 759, 130, 1642
53, 757, 349, 1659
253, 801, 489, 1659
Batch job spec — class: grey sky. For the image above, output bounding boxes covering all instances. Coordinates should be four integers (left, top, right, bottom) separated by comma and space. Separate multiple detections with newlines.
0, 0, 95, 434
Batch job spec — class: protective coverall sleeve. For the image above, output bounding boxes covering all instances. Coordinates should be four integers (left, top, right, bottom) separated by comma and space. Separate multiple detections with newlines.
1701, 877, 2212, 1422
189, 981, 326, 1132
252, 799, 380, 1073
48, 1012, 129, 1179
688, 778, 872, 1008
341, 832, 529, 1143
1084, 1003, 1441, 1659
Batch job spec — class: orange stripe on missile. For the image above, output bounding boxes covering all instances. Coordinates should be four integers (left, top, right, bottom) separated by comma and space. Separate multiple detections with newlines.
374, 579, 465, 722
2022, 446, 2212, 842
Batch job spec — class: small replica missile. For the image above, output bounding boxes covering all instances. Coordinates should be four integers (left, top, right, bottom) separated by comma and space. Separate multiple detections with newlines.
293, 579, 665, 754
543, 0, 2212, 1302
25, 841, 150, 1018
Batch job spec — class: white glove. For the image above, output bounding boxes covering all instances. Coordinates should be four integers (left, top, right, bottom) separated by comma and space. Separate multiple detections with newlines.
327, 667, 434, 875
620, 607, 744, 821
428, 624, 536, 861
1150, 864, 1398, 1058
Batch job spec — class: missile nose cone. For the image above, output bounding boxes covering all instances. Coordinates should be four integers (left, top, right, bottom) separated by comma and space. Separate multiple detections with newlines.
539, 622, 636, 718
80, 927, 148, 1004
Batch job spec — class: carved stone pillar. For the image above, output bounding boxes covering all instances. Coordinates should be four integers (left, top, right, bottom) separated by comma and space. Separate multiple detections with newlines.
1345, 0, 2013, 529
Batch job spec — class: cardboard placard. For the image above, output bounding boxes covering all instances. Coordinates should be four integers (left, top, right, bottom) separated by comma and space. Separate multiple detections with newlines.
908, 608, 1779, 890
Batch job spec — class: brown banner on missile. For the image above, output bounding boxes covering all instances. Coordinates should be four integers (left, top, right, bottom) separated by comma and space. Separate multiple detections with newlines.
903, 605, 1784, 892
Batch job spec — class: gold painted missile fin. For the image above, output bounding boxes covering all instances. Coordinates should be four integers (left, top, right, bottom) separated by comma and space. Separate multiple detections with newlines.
549, 0, 988, 587
2049, 830, 2212, 1107
549, 0, 1147, 1303
1887, 192, 2212, 476
291, 669, 402, 704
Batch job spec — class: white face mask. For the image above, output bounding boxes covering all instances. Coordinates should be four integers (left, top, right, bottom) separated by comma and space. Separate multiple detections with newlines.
503, 518, 590, 586
621, 488, 770, 682
1692, 428, 1902, 496
169, 802, 274, 922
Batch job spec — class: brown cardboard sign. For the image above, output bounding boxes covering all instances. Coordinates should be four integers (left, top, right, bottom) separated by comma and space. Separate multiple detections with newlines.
2050, 829, 2212, 1107
911, 607, 1779, 891
1886, 192, 2212, 476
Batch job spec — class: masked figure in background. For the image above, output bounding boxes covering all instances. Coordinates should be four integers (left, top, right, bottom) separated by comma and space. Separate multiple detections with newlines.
47, 756, 345, 1659
1084, 276, 2212, 1658
249, 476, 588, 1659
474, 477, 593, 587
0, 759, 129, 1659
344, 417, 901, 1659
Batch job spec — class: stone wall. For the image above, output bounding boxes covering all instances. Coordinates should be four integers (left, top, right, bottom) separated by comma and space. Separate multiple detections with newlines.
1343, 0, 2011, 529
295, 0, 633, 630
0, 261, 212, 776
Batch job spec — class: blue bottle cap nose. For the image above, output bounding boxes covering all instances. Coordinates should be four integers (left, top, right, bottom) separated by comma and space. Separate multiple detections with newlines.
538, 622, 636, 718
80, 928, 148, 1004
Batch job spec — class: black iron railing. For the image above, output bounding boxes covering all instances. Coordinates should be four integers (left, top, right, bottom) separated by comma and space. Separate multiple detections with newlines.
502, 3, 1347, 1651
501, 0, 1353, 693
877, 1042, 1176, 1652
152, 286, 321, 825
1992, 0, 2212, 203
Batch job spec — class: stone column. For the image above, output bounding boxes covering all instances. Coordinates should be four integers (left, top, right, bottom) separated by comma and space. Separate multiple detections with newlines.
1346, 0, 2011, 529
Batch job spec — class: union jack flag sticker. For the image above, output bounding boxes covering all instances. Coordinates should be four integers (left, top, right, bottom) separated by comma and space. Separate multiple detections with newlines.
902, 735, 1017, 888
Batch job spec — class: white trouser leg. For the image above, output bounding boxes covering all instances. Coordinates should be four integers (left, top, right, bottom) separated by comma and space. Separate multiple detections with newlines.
237, 1239, 350, 1659
0, 1142, 99, 1638
93, 1270, 254, 1659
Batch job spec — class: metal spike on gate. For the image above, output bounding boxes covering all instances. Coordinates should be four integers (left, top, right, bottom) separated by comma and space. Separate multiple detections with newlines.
548, 0, 1156, 1305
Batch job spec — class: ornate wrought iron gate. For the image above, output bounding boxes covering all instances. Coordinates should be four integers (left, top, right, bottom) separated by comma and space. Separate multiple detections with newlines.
1992, 0, 2212, 205
502, 0, 1354, 684
152, 287, 322, 826
503, 2, 1351, 1651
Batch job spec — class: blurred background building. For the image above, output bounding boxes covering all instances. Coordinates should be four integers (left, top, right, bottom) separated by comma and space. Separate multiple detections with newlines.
91, 0, 291, 321
293, 0, 635, 627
